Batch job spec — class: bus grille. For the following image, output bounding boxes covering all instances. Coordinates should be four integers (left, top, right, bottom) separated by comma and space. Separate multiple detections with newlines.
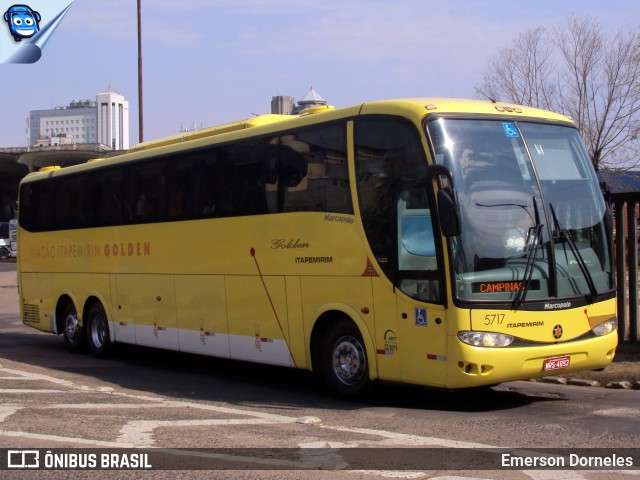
22, 304, 40, 323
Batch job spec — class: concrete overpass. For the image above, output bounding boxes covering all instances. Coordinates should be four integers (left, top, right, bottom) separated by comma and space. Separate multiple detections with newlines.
0, 144, 125, 171
0, 144, 125, 222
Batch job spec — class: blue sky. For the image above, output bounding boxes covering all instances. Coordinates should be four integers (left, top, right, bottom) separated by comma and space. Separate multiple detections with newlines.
0, 0, 637, 147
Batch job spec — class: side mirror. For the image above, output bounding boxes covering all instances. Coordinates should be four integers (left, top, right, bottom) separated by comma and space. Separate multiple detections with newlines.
427, 165, 461, 238
437, 186, 461, 237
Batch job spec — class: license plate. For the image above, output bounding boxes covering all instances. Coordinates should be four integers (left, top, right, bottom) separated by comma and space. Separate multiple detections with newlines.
543, 355, 571, 372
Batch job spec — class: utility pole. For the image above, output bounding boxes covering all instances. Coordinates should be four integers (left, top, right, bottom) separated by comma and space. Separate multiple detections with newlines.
137, 0, 144, 143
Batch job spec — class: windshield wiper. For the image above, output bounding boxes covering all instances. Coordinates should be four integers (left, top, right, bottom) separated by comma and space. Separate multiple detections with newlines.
512, 197, 543, 309
512, 223, 543, 309
550, 204, 598, 301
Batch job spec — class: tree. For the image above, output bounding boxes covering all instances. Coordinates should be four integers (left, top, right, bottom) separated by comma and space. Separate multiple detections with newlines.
475, 16, 640, 171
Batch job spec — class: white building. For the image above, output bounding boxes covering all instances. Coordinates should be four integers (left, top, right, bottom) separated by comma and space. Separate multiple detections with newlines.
96, 84, 130, 150
29, 85, 130, 150
30, 100, 97, 146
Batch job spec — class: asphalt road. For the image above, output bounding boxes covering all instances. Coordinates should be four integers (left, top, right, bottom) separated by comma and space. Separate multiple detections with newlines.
0, 261, 638, 480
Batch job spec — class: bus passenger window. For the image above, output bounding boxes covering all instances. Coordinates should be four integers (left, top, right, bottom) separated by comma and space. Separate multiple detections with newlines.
226, 141, 269, 216
278, 124, 351, 214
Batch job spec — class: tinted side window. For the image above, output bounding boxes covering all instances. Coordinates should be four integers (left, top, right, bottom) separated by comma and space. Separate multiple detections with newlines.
355, 116, 428, 277
278, 124, 351, 214
196, 149, 230, 217
130, 161, 166, 223
225, 141, 270, 216
164, 153, 200, 220
54, 175, 89, 230
20, 180, 55, 231
93, 167, 133, 226
19, 121, 352, 231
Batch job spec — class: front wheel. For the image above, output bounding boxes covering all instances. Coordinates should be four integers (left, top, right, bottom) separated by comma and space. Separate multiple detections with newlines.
320, 320, 371, 398
86, 303, 111, 358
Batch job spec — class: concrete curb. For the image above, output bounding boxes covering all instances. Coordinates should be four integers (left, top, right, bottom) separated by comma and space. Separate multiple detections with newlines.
533, 377, 640, 390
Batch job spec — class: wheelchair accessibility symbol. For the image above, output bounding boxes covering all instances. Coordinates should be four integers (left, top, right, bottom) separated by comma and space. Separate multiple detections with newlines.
502, 122, 520, 138
415, 308, 427, 327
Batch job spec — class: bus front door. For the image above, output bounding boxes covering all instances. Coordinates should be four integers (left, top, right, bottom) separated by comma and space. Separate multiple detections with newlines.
395, 291, 447, 388
390, 187, 447, 387
371, 279, 447, 388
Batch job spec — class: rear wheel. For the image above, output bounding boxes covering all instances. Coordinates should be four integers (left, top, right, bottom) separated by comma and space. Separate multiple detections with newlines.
320, 320, 371, 398
86, 303, 111, 358
62, 303, 86, 353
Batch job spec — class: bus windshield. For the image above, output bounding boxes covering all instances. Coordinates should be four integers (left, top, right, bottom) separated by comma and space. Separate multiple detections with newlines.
427, 118, 614, 305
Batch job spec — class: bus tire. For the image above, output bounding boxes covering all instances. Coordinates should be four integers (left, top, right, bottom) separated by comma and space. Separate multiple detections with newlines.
320, 320, 370, 398
62, 302, 86, 353
86, 302, 111, 358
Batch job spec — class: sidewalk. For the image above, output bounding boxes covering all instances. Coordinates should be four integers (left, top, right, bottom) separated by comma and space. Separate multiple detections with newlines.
0, 263, 19, 319
535, 342, 640, 389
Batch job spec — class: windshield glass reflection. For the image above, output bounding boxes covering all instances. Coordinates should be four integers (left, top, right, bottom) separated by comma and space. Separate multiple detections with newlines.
427, 118, 614, 304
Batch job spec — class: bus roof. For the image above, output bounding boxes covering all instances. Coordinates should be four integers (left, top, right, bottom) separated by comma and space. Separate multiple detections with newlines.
357, 97, 573, 123
127, 98, 573, 153
128, 113, 298, 153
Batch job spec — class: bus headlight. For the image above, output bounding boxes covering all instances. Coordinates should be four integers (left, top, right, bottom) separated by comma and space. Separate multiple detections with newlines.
592, 318, 617, 336
457, 331, 514, 347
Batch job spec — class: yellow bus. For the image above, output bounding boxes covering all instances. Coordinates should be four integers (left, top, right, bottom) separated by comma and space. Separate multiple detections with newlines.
16, 98, 618, 396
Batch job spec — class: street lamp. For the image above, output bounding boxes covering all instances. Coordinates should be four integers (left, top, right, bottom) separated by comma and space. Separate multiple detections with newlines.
137, 0, 144, 143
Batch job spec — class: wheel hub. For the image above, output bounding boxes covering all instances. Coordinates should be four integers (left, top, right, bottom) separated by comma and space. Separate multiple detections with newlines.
64, 314, 79, 340
332, 337, 365, 385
